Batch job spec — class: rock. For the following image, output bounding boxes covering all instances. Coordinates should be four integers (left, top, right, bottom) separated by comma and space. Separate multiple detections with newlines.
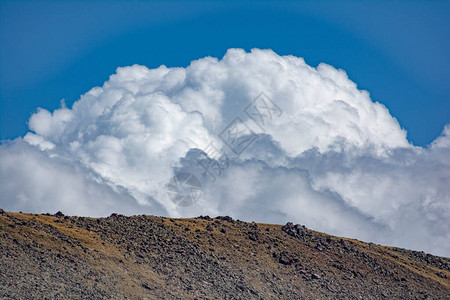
54, 211, 65, 218
278, 251, 292, 265
216, 216, 234, 222
141, 282, 153, 290
281, 222, 308, 241
248, 231, 259, 241
315, 242, 323, 252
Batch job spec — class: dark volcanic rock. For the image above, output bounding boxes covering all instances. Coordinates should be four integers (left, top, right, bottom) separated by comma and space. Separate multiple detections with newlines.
216, 216, 234, 223
278, 251, 292, 265
282, 222, 308, 240
196, 215, 212, 220
53, 211, 64, 218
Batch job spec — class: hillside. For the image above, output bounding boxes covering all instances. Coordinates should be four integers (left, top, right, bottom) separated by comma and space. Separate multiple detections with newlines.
0, 209, 449, 299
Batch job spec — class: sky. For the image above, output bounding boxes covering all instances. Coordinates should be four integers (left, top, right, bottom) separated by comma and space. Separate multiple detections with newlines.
1, 1, 449, 146
0, 1, 449, 256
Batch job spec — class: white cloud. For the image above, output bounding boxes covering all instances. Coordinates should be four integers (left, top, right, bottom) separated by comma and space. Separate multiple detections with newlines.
0, 139, 155, 217
0, 48, 448, 256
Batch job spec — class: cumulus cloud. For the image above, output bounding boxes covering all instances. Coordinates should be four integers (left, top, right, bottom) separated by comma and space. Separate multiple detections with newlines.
0, 48, 449, 256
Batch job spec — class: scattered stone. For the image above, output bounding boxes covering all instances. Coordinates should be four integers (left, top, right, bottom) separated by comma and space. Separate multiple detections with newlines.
54, 211, 65, 218
1, 213, 448, 299
278, 251, 292, 265
248, 231, 260, 242
315, 242, 323, 252
216, 216, 234, 222
281, 222, 308, 241
141, 282, 153, 290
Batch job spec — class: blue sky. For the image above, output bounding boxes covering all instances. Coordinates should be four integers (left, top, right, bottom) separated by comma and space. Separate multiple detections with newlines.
1, 1, 449, 146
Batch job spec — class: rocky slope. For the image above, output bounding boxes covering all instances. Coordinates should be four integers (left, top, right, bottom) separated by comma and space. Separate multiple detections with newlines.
0, 209, 449, 299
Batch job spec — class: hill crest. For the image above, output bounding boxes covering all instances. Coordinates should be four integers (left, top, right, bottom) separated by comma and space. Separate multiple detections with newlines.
0, 209, 449, 299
